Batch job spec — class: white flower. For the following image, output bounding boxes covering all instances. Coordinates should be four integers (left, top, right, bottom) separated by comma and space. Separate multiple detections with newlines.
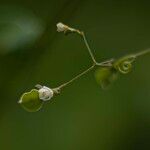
56, 22, 68, 32
38, 86, 54, 101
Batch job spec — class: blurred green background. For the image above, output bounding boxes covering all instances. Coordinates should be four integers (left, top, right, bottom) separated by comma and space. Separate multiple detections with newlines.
0, 0, 150, 150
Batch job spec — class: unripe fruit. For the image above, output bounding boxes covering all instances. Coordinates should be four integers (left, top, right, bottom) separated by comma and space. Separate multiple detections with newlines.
19, 89, 44, 112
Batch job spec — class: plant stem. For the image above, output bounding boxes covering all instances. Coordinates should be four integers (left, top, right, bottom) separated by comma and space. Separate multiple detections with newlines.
96, 58, 115, 67
54, 23, 150, 93
134, 48, 150, 57
55, 59, 114, 91
78, 31, 114, 66
81, 32, 97, 64
52, 48, 150, 93
56, 64, 96, 90
52, 24, 115, 93
74, 30, 97, 64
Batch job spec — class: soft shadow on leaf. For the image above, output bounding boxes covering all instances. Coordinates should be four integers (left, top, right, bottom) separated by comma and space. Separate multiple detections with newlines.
19, 89, 44, 112
95, 67, 118, 89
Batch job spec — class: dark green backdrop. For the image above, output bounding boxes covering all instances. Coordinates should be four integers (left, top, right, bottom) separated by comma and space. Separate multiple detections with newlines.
0, 0, 150, 150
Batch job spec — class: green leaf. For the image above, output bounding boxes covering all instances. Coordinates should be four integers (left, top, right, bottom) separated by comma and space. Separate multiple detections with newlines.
19, 89, 44, 112
95, 67, 118, 89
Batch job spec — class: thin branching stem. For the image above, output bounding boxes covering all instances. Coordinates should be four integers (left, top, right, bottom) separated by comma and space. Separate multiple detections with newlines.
55, 59, 115, 91
134, 48, 150, 57
80, 32, 97, 64
54, 22, 150, 93
54, 26, 115, 91
76, 30, 115, 66
96, 58, 115, 67
56, 64, 96, 90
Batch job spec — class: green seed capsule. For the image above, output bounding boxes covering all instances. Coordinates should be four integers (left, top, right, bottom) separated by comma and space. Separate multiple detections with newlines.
18, 89, 44, 112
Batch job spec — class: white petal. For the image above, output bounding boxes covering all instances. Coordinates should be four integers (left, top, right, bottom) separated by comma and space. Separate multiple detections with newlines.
38, 86, 53, 101
56, 22, 67, 32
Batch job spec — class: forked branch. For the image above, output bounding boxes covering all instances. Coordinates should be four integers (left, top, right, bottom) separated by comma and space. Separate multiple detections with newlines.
19, 22, 150, 112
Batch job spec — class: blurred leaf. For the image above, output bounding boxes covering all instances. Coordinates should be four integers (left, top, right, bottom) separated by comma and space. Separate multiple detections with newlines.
0, 6, 45, 54
95, 67, 118, 89
19, 89, 44, 112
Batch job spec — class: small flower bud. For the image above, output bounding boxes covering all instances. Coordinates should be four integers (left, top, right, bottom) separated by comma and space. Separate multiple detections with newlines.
38, 86, 53, 101
56, 22, 77, 34
56, 22, 69, 32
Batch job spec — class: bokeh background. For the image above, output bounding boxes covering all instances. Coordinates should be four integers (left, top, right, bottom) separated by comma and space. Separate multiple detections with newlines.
0, 0, 150, 150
